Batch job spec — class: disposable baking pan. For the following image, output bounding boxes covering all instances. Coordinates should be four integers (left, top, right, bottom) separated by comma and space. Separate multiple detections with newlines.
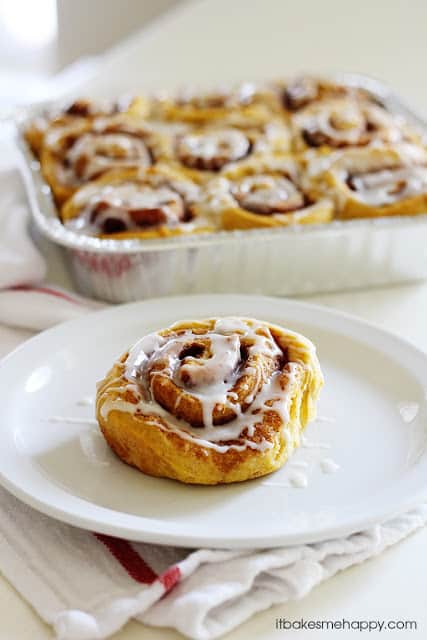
16, 73, 427, 303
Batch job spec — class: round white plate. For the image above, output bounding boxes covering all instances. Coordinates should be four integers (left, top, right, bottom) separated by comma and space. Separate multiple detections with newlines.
0, 294, 426, 548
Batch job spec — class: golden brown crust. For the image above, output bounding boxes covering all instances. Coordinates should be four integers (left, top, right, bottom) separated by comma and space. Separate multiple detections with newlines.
39, 115, 164, 206
96, 317, 323, 484
193, 154, 334, 230
305, 145, 427, 219
60, 165, 215, 239
291, 98, 417, 153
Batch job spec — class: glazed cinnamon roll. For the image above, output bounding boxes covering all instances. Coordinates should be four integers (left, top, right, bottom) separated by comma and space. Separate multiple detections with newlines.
195, 154, 334, 230
40, 114, 165, 205
162, 121, 291, 183
61, 165, 208, 239
152, 82, 274, 126
309, 144, 427, 219
96, 317, 323, 484
279, 76, 378, 113
23, 96, 148, 158
292, 98, 416, 151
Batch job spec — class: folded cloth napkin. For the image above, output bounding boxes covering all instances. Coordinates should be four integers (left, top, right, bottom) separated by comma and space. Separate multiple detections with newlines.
0, 485, 425, 640
1, 141, 426, 640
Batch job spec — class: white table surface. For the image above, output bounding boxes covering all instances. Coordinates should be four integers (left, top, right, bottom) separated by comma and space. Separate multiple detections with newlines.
1, 0, 427, 637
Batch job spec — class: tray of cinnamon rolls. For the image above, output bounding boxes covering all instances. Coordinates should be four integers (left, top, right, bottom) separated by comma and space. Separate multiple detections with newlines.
17, 73, 427, 301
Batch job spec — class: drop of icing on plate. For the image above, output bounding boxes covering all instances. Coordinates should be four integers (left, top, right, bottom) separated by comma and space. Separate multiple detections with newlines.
288, 471, 308, 488
320, 457, 340, 474
76, 396, 94, 407
48, 416, 98, 425
315, 415, 336, 423
397, 402, 419, 423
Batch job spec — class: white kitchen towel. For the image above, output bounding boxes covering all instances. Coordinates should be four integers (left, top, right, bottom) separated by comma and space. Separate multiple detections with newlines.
0, 168, 46, 289
0, 485, 426, 640
0, 163, 101, 330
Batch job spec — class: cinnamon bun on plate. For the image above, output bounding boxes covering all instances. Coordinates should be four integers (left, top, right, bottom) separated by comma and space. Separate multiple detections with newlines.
96, 317, 323, 484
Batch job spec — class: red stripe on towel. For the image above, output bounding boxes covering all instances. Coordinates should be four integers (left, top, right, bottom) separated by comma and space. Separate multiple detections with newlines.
159, 565, 181, 592
9, 285, 82, 306
95, 533, 158, 584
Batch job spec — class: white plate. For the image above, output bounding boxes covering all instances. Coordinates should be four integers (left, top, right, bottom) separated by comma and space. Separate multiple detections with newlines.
0, 294, 426, 549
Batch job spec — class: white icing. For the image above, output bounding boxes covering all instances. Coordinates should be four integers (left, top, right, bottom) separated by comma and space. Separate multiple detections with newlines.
63, 132, 151, 185
349, 166, 427, 205
65, 176, 198, 235
397, 401, 420, 423
231, 175, 304, 214
301, 435, 331, 449
100, 317, 306, 453
299, 101, 402, 147
315, 415, 336, 423
177, 129, 249, 164
48, 416, 98, 425
288, 470, 308, 488
76, 396, 94, 407
320, 457, 340, 474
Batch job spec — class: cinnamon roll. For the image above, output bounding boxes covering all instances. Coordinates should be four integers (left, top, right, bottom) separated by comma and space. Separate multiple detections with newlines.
96, 317, 323, 484
292, 98, 416, 151
61, 165, 208, 239
23, 96, 148, 158
161, 121, 291, 183
310, 144, 427, 219
279, 76, 378, 113
195, 154, 334, 230
40, 114, 165, 205
152, 82, 274, 126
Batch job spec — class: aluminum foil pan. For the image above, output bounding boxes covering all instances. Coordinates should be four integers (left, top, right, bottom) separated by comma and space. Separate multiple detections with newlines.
16, 73, 427, 303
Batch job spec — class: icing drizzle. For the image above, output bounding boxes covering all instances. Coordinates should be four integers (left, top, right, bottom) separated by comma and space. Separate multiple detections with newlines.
99, 317, 309, 453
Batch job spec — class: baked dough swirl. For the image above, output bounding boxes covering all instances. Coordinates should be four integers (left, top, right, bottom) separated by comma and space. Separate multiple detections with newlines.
40, 114, 164, 205
96, 317, 323, 484
292, 98, 412, 151
195, 155, 334, 229
161, 121, 291, 183
23, 96, 147, 158
307, 144, 427, 219
280, 76, 375, 112
152, 83, 274, 126
61, 165, 206, 238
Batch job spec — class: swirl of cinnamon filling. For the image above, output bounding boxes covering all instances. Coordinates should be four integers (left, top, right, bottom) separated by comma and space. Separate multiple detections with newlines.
62, 167, 199, 235
230, 175, 305, 214
124, 317, 288, 429
296, 100, 403, 149
45, 117, 154, 188
283, 77, 320, 111
176, 128, 251, 170
66, 133, 151, 183
346, 165, 427, 205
